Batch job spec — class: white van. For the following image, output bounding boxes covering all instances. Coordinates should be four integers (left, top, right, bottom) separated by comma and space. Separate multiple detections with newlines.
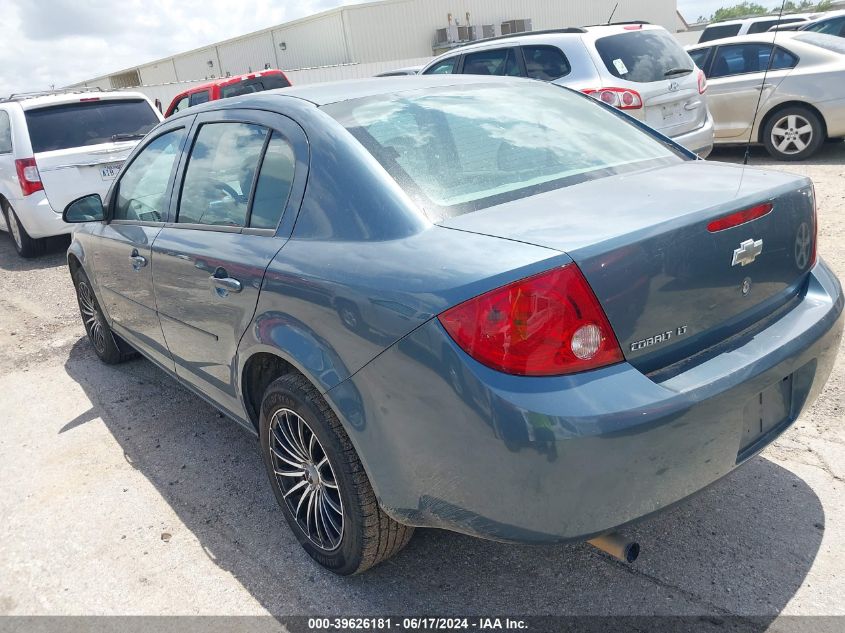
0, 90, 162, 257
698, 13, 817, 43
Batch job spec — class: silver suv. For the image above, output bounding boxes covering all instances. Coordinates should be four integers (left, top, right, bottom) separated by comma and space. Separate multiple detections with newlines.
421, 23, 714, 157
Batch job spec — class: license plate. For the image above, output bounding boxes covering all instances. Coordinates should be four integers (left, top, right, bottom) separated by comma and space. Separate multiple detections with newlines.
661, 102, 683, 122
100, 162, 123, 180
738, 374, 794, 460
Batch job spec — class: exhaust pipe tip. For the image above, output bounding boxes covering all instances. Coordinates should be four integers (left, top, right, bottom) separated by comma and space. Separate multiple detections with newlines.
587, 532, 640, 563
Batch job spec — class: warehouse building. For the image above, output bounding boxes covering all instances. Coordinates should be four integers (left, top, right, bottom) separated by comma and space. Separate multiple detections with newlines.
69, 0, 678, 104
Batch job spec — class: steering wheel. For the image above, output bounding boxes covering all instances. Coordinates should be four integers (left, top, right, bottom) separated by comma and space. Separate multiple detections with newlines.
203, 178, 241, 203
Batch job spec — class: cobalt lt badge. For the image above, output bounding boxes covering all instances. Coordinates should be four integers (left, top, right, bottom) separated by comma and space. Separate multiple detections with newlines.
741, 277, 752, 296
732, 238, 763, 267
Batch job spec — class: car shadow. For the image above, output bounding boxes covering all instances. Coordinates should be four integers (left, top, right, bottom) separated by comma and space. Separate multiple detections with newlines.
62, 338, 824, 619
0, 233, 70, 272
709, 140, 845, 167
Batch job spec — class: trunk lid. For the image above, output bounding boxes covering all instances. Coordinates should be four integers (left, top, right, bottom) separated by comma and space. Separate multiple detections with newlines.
439, 161, 816, 373
35, 142, 137, 213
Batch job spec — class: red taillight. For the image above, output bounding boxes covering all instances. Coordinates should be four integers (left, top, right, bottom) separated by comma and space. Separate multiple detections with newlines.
582, 87, 643, 110
697, 69, 707, 94
15, 158, 43, 196
438, 265, 624, 376
707, 203, 773, 233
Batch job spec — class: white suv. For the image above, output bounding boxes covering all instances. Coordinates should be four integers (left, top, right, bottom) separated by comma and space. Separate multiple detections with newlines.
420, 23, 715, 157
0, 90, 162, 257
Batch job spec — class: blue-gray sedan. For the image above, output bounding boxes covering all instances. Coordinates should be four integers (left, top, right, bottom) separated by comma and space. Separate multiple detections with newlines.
62, 76, 843, 575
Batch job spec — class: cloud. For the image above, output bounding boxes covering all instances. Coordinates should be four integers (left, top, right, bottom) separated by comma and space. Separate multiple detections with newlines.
0, 0, 363, 96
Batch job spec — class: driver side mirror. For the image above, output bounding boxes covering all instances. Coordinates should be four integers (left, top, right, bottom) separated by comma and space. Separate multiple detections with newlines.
63, 194, 105, 223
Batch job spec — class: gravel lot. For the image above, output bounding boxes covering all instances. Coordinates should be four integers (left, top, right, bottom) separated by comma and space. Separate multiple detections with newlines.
0, 144, 843, 619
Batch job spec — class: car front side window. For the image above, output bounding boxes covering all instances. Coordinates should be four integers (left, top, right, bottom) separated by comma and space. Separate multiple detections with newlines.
114, 129, 185, 222
177, 122, 268, 228
171, 97, 189, 114
189, 91, 210, 106
424, 57, 458, 74
709, 43, 797, 78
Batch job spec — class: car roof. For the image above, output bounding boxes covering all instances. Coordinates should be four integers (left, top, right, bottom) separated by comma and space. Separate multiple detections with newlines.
2, 90, 151, 110
705, 13, 814, 27
174, 69, 287, 96
687, 30, 804, 49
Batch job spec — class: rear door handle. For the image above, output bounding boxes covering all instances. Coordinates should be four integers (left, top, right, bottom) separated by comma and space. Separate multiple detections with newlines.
759, 83, 775, 90
210, 268, 242, 295
129, 249, 147, 270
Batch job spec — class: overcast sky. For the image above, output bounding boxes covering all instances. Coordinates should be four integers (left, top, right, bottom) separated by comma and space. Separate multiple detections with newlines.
0, 1, 763, 97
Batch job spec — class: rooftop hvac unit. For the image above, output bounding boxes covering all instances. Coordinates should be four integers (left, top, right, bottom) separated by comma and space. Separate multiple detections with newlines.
436, 27, 449, 44
435, 24, 459, 43
481, 24, 499, 39
457, 25, 470, 41
501, 19, 533, 35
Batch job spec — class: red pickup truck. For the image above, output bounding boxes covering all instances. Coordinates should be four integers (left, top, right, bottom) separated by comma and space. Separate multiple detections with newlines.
164, 69, 292, 117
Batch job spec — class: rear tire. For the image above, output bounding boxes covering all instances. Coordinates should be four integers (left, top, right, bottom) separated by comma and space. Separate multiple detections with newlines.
71, 266, 135, 364
259, 373, 414, 574
3, 203, 44, 258
763, 107, 824, 161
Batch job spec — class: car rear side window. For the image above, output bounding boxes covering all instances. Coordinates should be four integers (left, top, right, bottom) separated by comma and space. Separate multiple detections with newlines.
688, 47, 711, 70
522, 45, 571, 80
594, 29, 694, 83
699, 24, 742, 42
114, 129, 185, 222
249, 132, 295, 229
462, 48, 522, 76
709, 43, 798, 78
325, 83, 680, 217
189, 91, 210, 106
24, 99, 159, 153
424, 57, 458, 74
0, 111, 11, 153
178, 122, 268, 227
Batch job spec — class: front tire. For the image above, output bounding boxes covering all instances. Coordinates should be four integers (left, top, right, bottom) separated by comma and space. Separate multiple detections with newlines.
71, 267, 134, 364
763, 107, 824, 161
3, 203, 44, 258
259, 373, 413, 574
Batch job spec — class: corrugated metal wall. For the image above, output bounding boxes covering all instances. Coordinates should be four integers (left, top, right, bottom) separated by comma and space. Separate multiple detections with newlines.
272, 11, 350, 69
346, 0, 676, 63
70, 0, 677, 89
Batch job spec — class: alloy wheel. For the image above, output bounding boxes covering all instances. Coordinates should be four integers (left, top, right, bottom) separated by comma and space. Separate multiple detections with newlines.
269, 408, 344, 551
77, 281, 106, 354
771, 114, 813, 156
7, 210, 22, 250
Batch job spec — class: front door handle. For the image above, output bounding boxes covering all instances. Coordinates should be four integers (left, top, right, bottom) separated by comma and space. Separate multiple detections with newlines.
129, 249, 147, 270
210, 268, 242, 295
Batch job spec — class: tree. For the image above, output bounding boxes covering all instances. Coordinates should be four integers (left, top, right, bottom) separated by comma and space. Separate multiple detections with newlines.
712, 2, 770, 21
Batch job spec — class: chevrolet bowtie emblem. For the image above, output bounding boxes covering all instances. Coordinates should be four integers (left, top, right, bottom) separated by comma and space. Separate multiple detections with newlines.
732, 238, 763, 267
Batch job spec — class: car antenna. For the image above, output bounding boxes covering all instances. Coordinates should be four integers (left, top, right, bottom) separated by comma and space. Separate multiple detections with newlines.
744, 0, 787, 165
606, 2, 618, 24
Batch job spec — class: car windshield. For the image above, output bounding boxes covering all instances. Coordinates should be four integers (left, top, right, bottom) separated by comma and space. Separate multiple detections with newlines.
25, 99, 159, 153
323, 82, 682, 217
794, 31, 845, 54
595, 29, 694, 82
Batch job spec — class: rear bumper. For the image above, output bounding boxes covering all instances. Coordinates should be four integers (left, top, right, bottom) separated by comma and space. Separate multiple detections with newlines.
670, 110, 715, 158
4, 193, 72, 239
330, 260, 843, 542
817, 96, 845, 139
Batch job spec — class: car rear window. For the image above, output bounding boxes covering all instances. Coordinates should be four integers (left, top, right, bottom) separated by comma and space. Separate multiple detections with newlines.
699, 24, 742, 42
323, 83, 681, 217
25, 99, 159, 153
794, 31, 845, 53
594, 29, 694, 83
220, 74, 291, 98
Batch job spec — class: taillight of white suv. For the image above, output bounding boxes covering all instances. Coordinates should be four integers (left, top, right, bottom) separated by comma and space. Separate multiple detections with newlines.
582, 87, 643, 110
15, 158, 43, 196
